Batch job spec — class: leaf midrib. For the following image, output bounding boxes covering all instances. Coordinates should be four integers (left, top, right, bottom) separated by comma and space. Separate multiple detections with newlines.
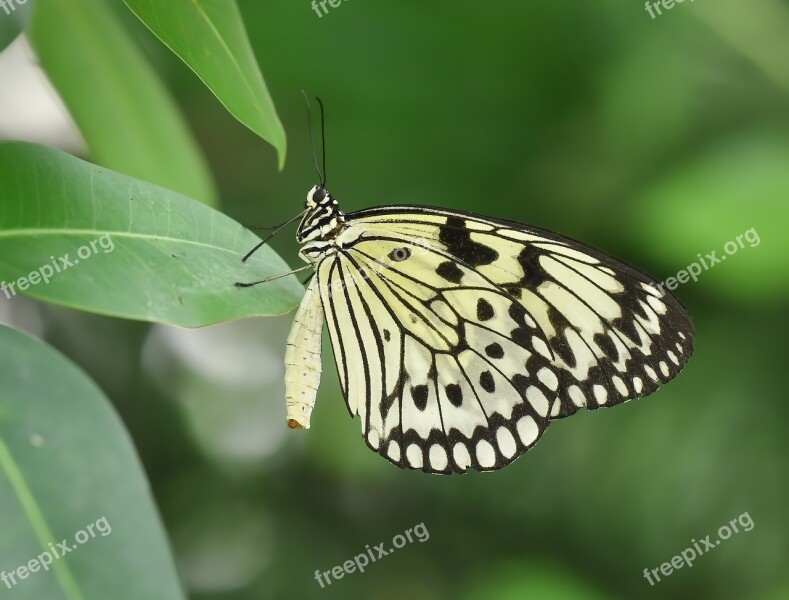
0, 228, 258, 257
0, 435, 85, 600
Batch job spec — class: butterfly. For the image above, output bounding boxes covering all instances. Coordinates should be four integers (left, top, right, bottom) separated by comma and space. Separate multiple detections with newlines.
238, 98, 694, 475
238, 183, 695, 475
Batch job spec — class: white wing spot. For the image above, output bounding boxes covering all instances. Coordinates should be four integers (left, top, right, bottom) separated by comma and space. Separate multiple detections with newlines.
645, 365, 659, 382
406, 444, 423, 469
515, 416, 539, 446
367, 428, 381, 449
526, 386, 550, 417
679, 332, 686, 340
647, 294, 668, 315
453, 443, 471, 470
633, 377, 643, 394
659, 361, 670, 377
428, 444, 448, 471
532, 336, 552, 359
537, 368, 558, 391
613, 376, 628, 396
668, 350, 679, 365
387, 441, 401, 462
476, 439, 496, 468
676, 342, 683, 354
568, 385, 586, 407
496, 427, 517, 459
593, 385, 608, 405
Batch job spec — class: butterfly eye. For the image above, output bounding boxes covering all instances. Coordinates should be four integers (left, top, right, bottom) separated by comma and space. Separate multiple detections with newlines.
389, 247, 411, 262
311, 187, 327, 203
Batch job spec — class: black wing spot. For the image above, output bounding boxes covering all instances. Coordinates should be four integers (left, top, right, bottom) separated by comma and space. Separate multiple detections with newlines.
508, 302, 529, 326
439, 216, 499, 266
479, 371, 495, 393
445, 384, 463, 407
383, 329, 391, 342
388, 247, 411, 262
516, 245, 547, 288
411, 385, 429, 410
436, 260, 464, 283
427, 363, 437, 381
510, 327, 531, 349
550, 330, 577, 369
476, 298, 494, 321
511, 374, 530, 398
594, 332, 618, 360
485, 342, 504, 359
501, 284, 522, 299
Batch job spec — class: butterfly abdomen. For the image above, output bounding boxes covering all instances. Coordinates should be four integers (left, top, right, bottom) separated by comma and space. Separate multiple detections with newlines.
284, 277, 325, 429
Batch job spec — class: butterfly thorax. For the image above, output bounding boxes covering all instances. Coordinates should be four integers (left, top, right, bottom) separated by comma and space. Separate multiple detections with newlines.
297, 185, 347, 264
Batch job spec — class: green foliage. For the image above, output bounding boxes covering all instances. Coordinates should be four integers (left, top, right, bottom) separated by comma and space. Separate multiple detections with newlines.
122, 0, 287, 169
0, 0, 29, 53
0, 1, 787, 599
460, 562, 613, 600
28, 0, 218, 206
0, 143, 302, 325
634, 130, 789, 303
0, 325, 185, 599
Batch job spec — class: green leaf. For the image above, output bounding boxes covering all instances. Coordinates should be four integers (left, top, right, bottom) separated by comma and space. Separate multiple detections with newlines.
0, 325, 185, 599
633, 130, 789, 304
28, 0, 218, 207
0, 0, 31, 53
122, 0, 287, 169
0, 142, 303, 327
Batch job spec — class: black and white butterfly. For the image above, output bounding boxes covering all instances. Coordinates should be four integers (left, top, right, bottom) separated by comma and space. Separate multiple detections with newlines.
239, 102, 694, 474
240, 185, 694, 475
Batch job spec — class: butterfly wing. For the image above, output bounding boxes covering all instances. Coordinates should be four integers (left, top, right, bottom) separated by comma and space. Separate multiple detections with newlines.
316, 206, 694, 473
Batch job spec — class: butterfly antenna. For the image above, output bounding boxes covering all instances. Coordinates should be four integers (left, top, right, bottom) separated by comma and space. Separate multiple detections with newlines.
236, 264, 312, 287
316, 96, 327, 186
241, 209, 306, 263
302, 90, 324, 185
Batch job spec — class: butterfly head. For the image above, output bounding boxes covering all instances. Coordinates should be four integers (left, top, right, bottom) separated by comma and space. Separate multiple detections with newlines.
297, 185, 346, 243
305, 184, 333, 209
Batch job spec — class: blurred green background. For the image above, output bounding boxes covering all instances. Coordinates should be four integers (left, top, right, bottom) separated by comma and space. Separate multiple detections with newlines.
1, 1, 788, 599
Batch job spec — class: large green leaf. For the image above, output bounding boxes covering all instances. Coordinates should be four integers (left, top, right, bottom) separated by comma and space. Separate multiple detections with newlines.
28, 0, 218, 206
122, 0, 287, 169
0, 325, 185, 600
0, 142, 303, 326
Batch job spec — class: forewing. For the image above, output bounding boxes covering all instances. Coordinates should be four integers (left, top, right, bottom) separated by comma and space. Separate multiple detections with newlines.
350, 206, 694, 419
